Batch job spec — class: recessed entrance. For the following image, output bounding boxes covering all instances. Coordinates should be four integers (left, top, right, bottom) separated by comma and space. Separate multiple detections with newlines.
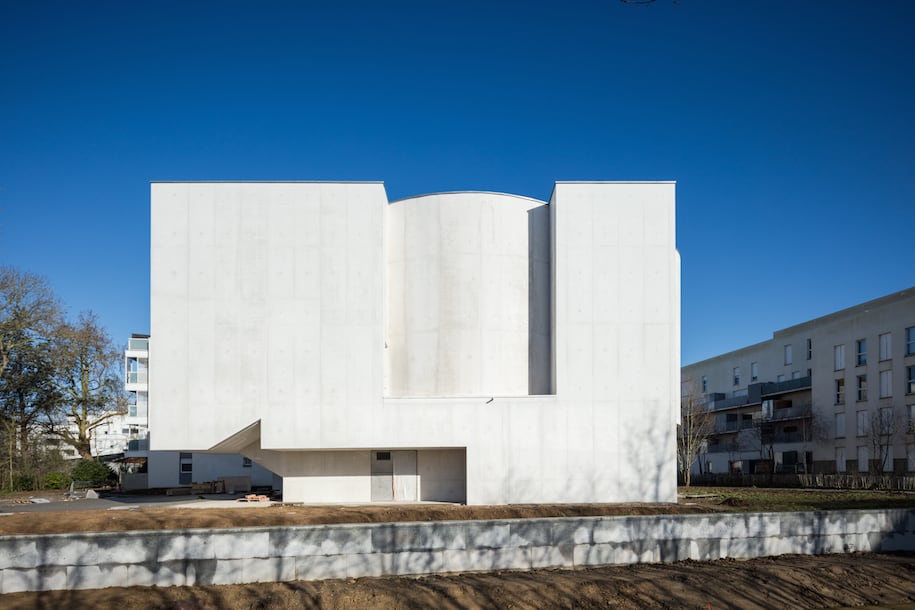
371, 450, 417, 502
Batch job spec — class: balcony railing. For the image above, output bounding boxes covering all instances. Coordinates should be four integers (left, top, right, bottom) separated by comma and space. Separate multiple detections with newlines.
126, 371, 148, 384
761, 376, 812, 396
128, 338, 149, 351
766, 403, 812, 422
710, 395, 757, 411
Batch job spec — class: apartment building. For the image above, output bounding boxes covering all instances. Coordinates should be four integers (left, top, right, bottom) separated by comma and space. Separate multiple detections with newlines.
682, 288, 915, 476
149, 181, 680, 504
123, 334, 275, 490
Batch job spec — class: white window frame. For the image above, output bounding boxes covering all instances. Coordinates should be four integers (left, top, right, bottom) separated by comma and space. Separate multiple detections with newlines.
857, 374, 867, 401
879, 332, 892, 361
834, 412, 845, 438
750, 361, 758, 382
835, 378, 845, 404
856, 410, 868, 436
784, 344, 793, 366
856, 338, 867, 366
834, 344, 845, 371
836, 447, 846, 473
880, 369, 893, 398
857, 446, 869, 473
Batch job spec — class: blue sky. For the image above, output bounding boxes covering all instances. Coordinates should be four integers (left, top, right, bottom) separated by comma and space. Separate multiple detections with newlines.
1, 0, 913, 365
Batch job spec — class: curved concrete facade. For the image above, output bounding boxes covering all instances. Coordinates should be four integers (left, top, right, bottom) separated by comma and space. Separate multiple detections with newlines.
150, 181, 680, 505
386, 192, 551, 397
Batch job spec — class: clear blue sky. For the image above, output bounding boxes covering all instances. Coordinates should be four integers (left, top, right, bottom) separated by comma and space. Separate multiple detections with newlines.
1, 0, 913, 365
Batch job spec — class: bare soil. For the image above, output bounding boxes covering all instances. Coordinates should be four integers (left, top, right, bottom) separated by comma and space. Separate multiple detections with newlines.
2, 552, 915, 609
0, 498, 717, 536
2, 489, 915, 609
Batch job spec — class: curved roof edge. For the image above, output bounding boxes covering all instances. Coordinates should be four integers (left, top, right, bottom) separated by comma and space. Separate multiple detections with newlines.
389, 191, 548, 206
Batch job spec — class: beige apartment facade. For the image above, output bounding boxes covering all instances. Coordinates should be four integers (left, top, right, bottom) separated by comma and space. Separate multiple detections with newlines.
682, 288, 915, 477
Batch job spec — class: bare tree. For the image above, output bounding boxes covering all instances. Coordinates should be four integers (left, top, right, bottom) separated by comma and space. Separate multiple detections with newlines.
45, 312, 125, 460
677, 380, 713, 487
869, 407, 899, 475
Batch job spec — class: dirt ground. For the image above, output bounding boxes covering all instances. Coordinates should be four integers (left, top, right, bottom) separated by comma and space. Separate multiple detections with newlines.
0, 496, 717, 536
2, 552, 914, 609
2, 491, 915, 609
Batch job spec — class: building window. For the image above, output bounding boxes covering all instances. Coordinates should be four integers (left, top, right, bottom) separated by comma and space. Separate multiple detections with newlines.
908, 444, 915, 473
880, 370, 893, 398
908, 366, 915, 395
792, 370, 802, 380
856, 410, 868, 436
907, 327, 915, 356
242, 457, 253, 468
856, 339, 867, 366
784, 345, 793, 365
835, 378, 846, 404
701, 375, 707, 393
879, 333, 892, 361
857, 375, 867, 401
806, 338, 812, 361
733, 367, 740, 386
857, 446, 869, 473
834, 345, 845, 371
836, 447, 846, 473
908, 404, 915, 434
835, 412, 845, 438
777, 374, 785, 383
128, 405, 137, 417
750, 362, 758, 382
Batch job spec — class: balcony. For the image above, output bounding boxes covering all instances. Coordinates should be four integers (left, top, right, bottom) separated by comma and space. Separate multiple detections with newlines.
709, 394, 758, 411
765, 403, 812, 422
128, 338, 149, 351
760, 376, 812, 396
714, 419, 756, 434
126, 371, 148, 385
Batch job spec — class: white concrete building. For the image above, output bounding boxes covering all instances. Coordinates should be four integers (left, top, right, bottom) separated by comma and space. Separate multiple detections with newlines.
683, 288, 915, 477
123, 335, 275, 490
150, 181, 680, 504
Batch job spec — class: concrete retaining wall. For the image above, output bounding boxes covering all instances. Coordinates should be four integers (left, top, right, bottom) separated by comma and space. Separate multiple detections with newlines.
2, 509, 913, 593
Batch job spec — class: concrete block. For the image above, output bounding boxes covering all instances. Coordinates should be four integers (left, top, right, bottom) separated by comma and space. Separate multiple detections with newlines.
345, 553, 387, 578
509, 520, 551, 547
465, 522, 511, 549
212, 530, 270, 559
0, 538, 40, 569
95, 533, 159, 564
878, 532, 915, 552
41, 536, 98, 566
442, 548, 524, 573
531, 544, 574, 569
387, 550, 444, 576
125, 562, 158, 587
155, 559, 190, 587
1, 566, 68, 594
210, 558, 245, 586
245, 556, 296, 583
186, 559, 218, 586
67, 564, 129, 590
550, 519, 593, 546
573, 543, 642, 566
592, 520, 630, 545
276, 526, 372, 557
158, 533, 215, 561
296, 553, 349, 581
391, 522, 467, 551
